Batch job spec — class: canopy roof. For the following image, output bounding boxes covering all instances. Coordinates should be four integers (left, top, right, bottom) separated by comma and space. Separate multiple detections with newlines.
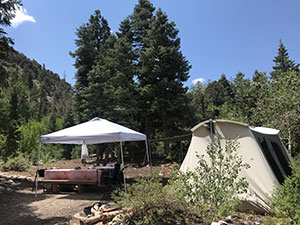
39, 117, 146, 144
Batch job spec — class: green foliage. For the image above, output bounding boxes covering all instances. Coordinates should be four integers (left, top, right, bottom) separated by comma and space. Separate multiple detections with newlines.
170, 137, 250, 219
259, 71, 300, 155
71, 145, 81, 159
269, 156, 300, 224
70, 9, 110, 122
17, 119, 46, 163
270, 40, 299, 81
0, 0, 21, 57
262, 217, 292, 225
112, 174, 196, 225
1, 153, 30, 172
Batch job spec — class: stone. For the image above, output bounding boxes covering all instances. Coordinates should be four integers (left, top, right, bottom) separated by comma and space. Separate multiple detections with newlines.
4, 179, 15, 185
0, 185, 5, 192
225, 216, 233, 223
211, 221, 228, 225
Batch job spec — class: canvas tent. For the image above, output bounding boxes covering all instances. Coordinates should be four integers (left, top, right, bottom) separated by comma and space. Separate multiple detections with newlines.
180, 119, 292, 212
37, 117, 150, 192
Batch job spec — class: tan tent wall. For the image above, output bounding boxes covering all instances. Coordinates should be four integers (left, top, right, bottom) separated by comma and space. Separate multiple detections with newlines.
180, 120, 286, 212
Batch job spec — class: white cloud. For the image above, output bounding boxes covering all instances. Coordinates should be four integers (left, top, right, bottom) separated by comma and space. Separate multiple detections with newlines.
11, 6, 36, 28
192, 77, 205, 84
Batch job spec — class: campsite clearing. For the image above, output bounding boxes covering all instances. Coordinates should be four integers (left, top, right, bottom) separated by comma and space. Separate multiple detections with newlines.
0, 161, 273, 225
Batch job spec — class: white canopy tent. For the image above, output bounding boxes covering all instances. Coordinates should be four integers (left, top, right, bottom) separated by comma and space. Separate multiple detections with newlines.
37, 117, 150, 193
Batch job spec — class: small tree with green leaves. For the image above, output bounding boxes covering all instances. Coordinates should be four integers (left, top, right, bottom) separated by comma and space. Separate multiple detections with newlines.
269, 155, 300, 224
171, 136, 250, 219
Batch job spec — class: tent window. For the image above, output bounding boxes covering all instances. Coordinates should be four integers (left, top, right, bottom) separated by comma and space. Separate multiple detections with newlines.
270, 141, 292, 177
259, 138, 285, 184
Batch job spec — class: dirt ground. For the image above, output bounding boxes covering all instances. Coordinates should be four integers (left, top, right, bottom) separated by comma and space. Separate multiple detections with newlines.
0, 160, 267, 225
0, 160, 175, 225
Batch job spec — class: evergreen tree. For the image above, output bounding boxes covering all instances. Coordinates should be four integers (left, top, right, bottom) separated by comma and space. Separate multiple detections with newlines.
188, 82, 207, 123
0, 0, 21, 57
130, 0, 155, 54
138, 8, 191, 153
249, 70, 270, 125
4, 79, 30, 159
270, 40, 299, 81
83, 34, 138, 128
70, 10, 110, 122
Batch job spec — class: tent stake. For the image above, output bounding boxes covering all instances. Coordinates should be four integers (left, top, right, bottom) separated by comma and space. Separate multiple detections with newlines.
120, 142, 127, 193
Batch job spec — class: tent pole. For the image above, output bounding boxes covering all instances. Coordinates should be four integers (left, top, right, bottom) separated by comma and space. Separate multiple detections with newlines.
120, 142, 127, 193
35, 142, 41, 197
145, 140, 152, 174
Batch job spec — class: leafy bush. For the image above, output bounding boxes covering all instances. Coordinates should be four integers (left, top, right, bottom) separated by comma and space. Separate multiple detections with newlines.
1, 153, 30, 172
112, 174, 198, 225
262, 216, 292, 225
269, 155, 300, 224
170, 136, 250, 219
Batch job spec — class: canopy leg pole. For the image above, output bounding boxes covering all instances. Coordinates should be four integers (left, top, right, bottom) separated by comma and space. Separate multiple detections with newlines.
145, 140, 152, 174
120, 142, 127, 193
35, 142, 41, 197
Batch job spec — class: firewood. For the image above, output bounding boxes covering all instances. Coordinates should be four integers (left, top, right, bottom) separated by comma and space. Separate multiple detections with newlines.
80, 214, 103, 225
102, 210, 123, 221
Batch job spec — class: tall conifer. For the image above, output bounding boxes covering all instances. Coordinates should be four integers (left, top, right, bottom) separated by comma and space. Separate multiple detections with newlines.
70, 10, 110, 121
271, 40, 299, 81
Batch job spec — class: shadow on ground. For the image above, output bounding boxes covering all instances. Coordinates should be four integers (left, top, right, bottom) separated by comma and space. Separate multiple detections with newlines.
0, 189, 69, 225
0, 184, 113, 225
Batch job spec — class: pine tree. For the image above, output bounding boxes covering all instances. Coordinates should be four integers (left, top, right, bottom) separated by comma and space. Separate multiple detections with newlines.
270, 40, 299, 81
0, 0, 21, 57
83, 34, 138, 128
130, 0, 155, 53
70, 10, 110, 121
138, 8, 191, 153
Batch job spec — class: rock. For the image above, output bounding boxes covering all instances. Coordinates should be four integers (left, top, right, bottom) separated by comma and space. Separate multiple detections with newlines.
211, 221, 228, 225
0, 177, 5, 182
0, 185, 5, 192
6, 187, 12, 192
18, 175, 27, 180
4, 179, 15, 185
225, 216, 233, 223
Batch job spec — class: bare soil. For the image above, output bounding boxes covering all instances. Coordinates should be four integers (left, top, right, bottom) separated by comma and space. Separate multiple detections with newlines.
0, 160, 175, 225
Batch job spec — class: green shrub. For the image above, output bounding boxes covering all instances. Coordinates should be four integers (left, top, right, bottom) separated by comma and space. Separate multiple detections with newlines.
112, 174, 198, 225
2, 153, 30, 172
262, 216, 292, 225
170, 136, 250, 219
269, 155, 300, 224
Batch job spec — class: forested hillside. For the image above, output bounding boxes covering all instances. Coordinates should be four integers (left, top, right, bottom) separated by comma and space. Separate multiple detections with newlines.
0, 47, 75, 161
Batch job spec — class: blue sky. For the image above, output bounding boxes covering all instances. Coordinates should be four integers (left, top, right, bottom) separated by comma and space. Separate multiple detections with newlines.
6, 0, 300, 87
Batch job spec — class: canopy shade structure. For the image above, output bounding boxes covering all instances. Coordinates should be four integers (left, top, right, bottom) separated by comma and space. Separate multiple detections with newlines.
39, 117, 146, 145
36, 117, 149, 195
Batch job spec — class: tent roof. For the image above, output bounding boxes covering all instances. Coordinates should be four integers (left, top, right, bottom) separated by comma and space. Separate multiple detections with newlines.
191, 119, 280, 135
39, 117, 146, 145
191, 119, 249, 132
